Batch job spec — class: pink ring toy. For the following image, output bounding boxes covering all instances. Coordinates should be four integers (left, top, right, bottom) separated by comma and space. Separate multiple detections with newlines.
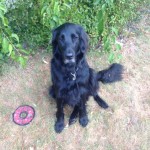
13, 105, 35, 126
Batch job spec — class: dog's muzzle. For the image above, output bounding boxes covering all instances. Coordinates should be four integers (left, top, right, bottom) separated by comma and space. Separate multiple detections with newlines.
64, 58, 75, 64
64, 52, 75, 64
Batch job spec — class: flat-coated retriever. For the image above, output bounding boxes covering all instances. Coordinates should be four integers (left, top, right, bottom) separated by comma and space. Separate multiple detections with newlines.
50, 23, 123, 133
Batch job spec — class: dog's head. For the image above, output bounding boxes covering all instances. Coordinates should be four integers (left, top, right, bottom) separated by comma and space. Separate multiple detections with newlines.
52, 23, 88, 65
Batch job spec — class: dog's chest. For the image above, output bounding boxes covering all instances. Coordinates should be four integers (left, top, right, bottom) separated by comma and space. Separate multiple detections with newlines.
62, 69, 89, 99
63, 67, 89, 87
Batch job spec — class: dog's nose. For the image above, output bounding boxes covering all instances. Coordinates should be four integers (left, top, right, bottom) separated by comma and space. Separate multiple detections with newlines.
66, 52, 73, 59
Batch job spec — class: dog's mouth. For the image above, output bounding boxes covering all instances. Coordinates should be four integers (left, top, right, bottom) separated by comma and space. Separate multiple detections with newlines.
64, 58, 75, 64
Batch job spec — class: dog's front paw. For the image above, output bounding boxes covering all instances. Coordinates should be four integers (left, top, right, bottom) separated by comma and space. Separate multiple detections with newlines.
55, 121, 64, 133
79, 116, 89, 127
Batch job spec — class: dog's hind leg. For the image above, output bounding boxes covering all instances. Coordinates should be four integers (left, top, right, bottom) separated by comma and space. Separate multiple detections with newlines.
69, 105, 79, 125
49, 85, 56, 99
93, 94, 109, 109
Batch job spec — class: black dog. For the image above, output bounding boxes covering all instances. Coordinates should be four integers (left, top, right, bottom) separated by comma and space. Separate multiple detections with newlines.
50, 23, 123, 133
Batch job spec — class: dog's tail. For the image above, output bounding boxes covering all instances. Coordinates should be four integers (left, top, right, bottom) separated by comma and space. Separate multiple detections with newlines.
97, 63, 123, 83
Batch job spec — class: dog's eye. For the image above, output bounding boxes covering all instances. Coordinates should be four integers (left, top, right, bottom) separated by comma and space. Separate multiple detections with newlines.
59, 34, 65, 41
71, 34, 78, 41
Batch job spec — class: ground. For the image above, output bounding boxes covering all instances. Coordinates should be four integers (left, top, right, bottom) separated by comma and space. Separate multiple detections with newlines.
0, 7, 150, 150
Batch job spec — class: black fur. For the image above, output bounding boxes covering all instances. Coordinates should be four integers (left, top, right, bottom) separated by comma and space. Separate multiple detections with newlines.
50, 23, 123, 133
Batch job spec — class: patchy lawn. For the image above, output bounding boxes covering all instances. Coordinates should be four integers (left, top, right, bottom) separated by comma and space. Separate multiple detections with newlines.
0, 7, 150, 150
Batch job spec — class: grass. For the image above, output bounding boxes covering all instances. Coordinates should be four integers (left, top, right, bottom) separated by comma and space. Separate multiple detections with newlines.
0, 6, 150, 150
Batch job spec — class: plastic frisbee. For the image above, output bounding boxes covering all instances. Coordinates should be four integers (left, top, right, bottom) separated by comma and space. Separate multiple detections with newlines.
12, 105, 35, 126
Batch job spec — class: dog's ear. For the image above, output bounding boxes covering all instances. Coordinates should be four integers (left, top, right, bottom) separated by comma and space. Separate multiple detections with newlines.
51, 28, 60, 55
51, 28, 58, 46
78, 26, 89, 53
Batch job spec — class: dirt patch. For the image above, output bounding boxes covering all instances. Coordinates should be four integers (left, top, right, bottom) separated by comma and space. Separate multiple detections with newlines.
0, 7, 150, 150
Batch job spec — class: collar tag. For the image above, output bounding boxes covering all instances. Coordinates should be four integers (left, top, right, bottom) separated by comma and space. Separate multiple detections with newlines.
70, 73, 76, 80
